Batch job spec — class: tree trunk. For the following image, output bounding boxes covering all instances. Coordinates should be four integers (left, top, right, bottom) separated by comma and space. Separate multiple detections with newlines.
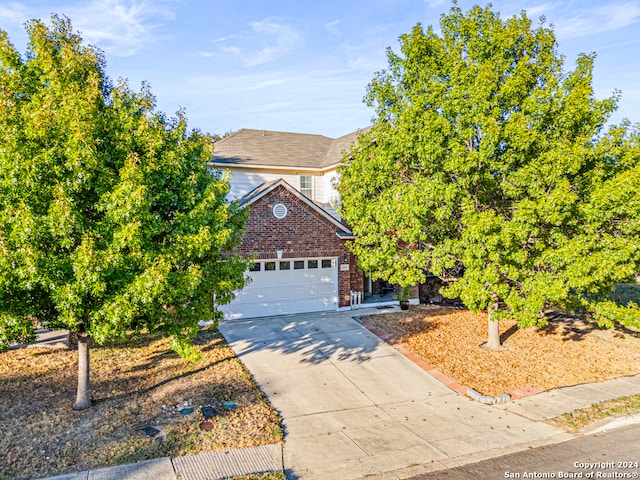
73, 333, 91, 410
484, 302, 502, 350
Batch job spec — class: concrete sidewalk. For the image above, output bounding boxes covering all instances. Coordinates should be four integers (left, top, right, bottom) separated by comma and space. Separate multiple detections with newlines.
36, 308, 640, 480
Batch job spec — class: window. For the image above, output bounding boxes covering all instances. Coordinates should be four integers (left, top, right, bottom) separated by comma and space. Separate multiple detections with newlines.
299, 175, 313, 199
249, 263, 261, 272
308, 260, 318, 269
294, 260, 305, 270
265, 261, 276, 271
321, 259, 332, 268
279, 261, 290, 270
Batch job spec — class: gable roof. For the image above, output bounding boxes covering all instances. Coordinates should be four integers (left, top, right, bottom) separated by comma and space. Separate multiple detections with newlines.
238, 178, 353, 236
212, 127, 369, 171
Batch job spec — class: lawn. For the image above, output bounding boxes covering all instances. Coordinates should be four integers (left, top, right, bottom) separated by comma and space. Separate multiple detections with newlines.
0, 327, 283, 480
363, 305, 640, 398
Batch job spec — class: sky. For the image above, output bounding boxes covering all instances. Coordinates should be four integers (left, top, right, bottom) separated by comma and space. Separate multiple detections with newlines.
0, 0, 639, 138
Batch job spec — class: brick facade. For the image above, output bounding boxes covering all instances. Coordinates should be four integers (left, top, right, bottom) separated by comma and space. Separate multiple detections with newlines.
237, 185, 363, 308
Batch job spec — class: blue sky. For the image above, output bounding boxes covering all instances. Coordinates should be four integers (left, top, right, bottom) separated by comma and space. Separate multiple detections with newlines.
1, 0, 639, 138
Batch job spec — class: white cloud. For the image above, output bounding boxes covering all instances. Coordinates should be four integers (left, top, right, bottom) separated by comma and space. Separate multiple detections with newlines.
246, 78, 287, 90
0, 0, 176, 56
597, 38, 640, 50
181, 66, 373, 136
339, 33, 391, 74
220, 17, 304, 67
246, 100, 295, 113
324, 19, 341, 36
0, 2, 29, 23
554, 2, 640, 38
424, 0, 449, 8
69, 0, 175, 56
522, 3, 559, 19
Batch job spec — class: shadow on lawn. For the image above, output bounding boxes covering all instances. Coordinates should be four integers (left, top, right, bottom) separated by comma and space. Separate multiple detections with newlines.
535, 310, 640, 342
500, 324, 519, 344
93, 358, 228, 405
0, 347, 230, 412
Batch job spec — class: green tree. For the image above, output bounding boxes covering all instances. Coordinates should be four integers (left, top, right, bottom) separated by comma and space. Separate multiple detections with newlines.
0, 17, 249, 409
338, 5, 640, 349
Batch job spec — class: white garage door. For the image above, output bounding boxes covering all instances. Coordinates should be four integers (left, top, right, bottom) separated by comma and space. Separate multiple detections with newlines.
218, 258, 338, 320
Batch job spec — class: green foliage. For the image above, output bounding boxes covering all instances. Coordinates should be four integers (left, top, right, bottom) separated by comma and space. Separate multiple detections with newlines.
0, 16, 249, 356
397, 286, 411, 301
338, 5, 640, 329
608, 282, 640, 307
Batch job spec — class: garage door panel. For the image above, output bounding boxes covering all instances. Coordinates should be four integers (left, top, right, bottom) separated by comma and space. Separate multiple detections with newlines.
219, 258, 337, 320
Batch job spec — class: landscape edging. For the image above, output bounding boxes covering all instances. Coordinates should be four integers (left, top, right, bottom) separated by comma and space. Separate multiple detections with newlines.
360, 321, 542, 403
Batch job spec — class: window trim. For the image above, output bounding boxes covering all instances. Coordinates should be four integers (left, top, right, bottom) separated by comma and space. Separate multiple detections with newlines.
249, 262, 261, 272
299, 175, 313, 199
250, 258, 336, 272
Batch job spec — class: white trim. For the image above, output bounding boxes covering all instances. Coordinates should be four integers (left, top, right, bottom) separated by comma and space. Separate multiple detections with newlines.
336, 232, 355, 239
210, 163, 339, 174
241, 178, 352, 235
334, 256, 339, 307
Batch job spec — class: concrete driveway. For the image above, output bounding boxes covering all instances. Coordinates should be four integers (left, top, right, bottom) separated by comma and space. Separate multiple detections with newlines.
218, 309, 567, 480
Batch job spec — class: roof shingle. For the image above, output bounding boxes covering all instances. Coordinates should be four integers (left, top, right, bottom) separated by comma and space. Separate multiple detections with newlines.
212, 127, 369, 170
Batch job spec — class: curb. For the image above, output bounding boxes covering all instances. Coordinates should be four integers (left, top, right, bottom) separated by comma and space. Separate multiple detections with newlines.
172, 443, 283, 480
581, 411, 640, 435
40, 444, 284, 480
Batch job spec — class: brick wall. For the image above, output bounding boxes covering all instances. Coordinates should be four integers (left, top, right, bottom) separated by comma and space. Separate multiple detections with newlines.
237, 185, 359, 307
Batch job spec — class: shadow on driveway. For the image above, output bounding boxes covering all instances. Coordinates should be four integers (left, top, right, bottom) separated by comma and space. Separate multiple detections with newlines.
218, 311, 383, 367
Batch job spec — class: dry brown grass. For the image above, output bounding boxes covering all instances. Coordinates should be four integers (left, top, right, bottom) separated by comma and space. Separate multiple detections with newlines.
0, 327, 282, 480
548, 394, 640, 431
364, 305, 640, 397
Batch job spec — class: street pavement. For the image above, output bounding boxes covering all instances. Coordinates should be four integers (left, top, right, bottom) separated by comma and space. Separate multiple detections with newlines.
407, 422, 640, 480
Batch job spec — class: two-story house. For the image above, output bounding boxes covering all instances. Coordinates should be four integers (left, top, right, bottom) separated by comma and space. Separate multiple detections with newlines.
211, 128, 408, 319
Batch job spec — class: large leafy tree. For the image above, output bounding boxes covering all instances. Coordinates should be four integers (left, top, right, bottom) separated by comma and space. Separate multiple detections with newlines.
0, 17, 249, 409
339, 5, 640, 349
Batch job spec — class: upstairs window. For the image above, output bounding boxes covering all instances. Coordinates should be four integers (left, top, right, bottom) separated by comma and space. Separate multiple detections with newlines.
299, 175, 313, 199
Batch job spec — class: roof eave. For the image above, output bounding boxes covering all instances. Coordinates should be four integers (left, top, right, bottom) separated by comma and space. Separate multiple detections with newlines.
335, 232, 355, 240
209, 162, 339, 173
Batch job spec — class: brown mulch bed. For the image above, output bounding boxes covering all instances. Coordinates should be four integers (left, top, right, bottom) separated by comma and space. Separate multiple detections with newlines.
0, 327, 282, 480
363, 305, 640, 398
